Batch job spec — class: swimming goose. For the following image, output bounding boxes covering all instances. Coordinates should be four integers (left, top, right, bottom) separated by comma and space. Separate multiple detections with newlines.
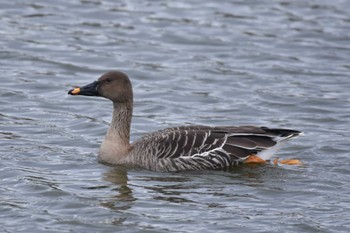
68, 71, 302, 171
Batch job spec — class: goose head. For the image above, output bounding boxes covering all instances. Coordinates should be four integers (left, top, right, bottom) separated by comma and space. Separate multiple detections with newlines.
68, 71, 133, 104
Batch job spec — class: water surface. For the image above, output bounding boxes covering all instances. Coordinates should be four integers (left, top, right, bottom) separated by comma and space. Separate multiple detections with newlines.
1, 0, 350, 232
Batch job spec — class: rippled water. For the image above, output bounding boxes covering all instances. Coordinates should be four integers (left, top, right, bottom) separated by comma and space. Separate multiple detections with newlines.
1, 0, 350, 232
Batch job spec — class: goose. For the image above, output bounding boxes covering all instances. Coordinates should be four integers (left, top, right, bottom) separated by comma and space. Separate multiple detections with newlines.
68, 71, 302, 171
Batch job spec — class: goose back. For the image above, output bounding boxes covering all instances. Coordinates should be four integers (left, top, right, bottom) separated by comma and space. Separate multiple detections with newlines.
128, 125, 301, 171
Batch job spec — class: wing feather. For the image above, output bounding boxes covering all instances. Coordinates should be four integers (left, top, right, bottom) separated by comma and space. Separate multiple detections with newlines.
134, 125, 301, 170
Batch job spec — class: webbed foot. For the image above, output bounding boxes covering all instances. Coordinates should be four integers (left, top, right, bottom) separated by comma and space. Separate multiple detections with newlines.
273, 158, 302, 165
243, 155, 266, 164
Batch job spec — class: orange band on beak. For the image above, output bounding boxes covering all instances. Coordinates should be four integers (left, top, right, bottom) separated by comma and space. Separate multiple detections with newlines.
70, 87, 80, 95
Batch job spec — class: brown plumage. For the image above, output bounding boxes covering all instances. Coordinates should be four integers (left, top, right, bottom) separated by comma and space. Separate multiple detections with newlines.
68, 71, 302, 171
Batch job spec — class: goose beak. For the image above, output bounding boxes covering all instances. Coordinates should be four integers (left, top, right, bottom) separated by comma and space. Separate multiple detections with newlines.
68, 81, 99, 96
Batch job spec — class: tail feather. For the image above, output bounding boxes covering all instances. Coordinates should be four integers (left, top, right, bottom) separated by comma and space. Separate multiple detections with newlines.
261, 127, 302, 139
256, 128, 302, 160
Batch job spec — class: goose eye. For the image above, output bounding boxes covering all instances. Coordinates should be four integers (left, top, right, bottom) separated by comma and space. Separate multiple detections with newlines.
106, 78, 112, 83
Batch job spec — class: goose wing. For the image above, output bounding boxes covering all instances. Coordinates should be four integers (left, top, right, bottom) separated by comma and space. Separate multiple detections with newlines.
134, 125, 301, 171
146, 125, 301, 159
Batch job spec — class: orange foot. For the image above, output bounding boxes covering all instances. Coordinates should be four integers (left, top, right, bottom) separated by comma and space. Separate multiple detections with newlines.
244, 155, 266, 164
273, 158, 302, 165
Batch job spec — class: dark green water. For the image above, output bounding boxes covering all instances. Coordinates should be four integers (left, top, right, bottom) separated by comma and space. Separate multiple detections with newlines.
1, 1, 350, 232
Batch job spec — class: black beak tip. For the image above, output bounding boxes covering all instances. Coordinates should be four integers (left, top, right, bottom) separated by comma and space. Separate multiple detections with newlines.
68, 87, 81, 95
